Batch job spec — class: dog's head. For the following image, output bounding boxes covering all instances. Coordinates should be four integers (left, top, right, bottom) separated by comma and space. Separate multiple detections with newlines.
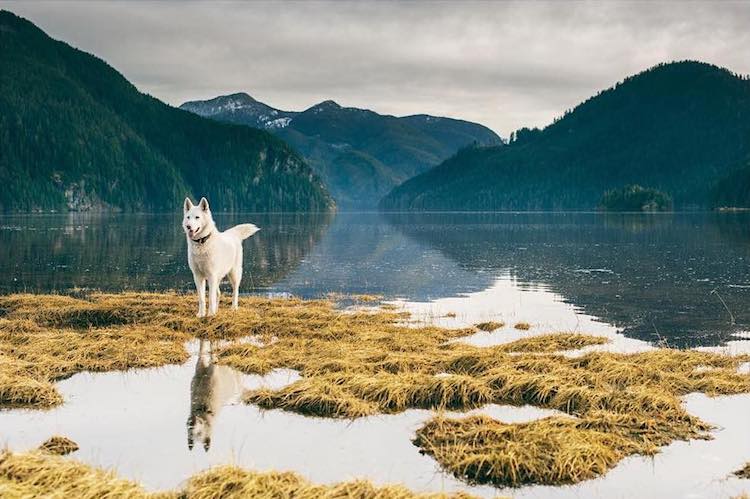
183, 197, 212, 239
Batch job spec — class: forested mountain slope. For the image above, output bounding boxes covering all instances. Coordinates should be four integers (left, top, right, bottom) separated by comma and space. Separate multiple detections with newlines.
0, 10, 332, 212
381, 61, 750, 211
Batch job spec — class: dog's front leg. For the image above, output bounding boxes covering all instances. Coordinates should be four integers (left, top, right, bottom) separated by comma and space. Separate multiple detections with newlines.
207, 278, 220, 316
195, 276, 207, 318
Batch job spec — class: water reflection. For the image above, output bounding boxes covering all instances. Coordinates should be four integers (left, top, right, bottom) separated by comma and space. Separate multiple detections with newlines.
383, 212, 750, 347
0, 212, 332, 293
187, 340, 244, 452
1, 211, 749, 346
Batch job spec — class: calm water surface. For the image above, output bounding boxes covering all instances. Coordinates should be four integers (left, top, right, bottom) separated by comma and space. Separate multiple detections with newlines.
2, 211, 749, 347
2, 212, 750, 498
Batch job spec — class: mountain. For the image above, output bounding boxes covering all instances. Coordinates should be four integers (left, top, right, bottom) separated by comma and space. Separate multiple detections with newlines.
0, 10, 333, 212
380, 61, 750, 211
181, 94, 502, 208
179, 93, 297, 130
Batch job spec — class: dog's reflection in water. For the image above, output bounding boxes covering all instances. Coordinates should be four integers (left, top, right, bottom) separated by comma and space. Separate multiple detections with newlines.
187, 339, 243, 451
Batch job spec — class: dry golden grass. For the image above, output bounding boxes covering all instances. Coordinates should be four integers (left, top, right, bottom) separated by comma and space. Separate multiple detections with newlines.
352, 294, 383, 303
513, 322, 531, 330
0, 450, 475, 499
184, 464, 476, 499
0, 292, 350, 409
0, 450, 159, 499
736, 462, 750, 479
38, 436, 79, 455
497, 333, 608, 353
475, 321, 504, 332
2, 293, 750, 488
414, 408, 709, 487
0, 293, 192, 409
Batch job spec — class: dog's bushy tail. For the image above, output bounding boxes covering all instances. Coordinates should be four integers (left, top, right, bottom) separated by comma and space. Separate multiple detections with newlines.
225, 224, 260, 241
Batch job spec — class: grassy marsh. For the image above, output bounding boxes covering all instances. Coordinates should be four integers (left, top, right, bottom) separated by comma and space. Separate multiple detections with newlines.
1, 293, 750, 488
0, 450, 472, 499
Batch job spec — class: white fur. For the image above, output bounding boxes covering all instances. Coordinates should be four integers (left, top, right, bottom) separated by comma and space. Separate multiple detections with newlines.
187, 340, 243, 451
183, 197, 260, 317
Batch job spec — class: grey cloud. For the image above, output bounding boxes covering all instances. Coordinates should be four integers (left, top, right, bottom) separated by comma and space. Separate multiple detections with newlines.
5, 0, 750, 136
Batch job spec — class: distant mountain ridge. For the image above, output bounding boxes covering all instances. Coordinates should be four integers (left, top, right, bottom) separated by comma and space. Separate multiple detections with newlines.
181, 93, 297, 129
181, 94, 502, 208
0, 10, 332, 213
381, 61, 750, 211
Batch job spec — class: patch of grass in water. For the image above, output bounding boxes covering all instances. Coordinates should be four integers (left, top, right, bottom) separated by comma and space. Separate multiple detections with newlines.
0, 450, 160, 498
0, 450, 474, 498
498, 333, 608, 353
38, 436, 79, 456
514, 322, 531, 330
475, 321, 504, 332
736, 462, 750, 479
185, 464, 478, 498
352, 294, 383, 303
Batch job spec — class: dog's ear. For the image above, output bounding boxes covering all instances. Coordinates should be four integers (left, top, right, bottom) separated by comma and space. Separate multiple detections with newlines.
198, 197, 210, 212
184, 197, 194, 213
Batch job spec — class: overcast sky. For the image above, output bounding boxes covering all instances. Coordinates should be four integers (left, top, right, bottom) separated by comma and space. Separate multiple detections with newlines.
6, 1, 750, 136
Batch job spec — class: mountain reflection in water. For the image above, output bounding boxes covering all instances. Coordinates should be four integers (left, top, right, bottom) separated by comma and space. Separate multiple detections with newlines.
1, 211, 749, 347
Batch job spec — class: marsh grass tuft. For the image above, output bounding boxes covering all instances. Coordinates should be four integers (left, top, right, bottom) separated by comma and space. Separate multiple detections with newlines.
514, 322, 531, 330
475, 321, 504, 332
184, 464, 477, 499
736, 462, 750, 479
38, 436, 79, 455
2, 293, 750, 488
352, 294, 383, 303
0, 450, 475, 499
497, 333, 608, 353
0, 450, 158, 498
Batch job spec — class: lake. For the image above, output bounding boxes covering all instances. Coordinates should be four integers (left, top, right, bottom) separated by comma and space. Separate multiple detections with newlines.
2, 211, 749, 347
2, 211, 750, 498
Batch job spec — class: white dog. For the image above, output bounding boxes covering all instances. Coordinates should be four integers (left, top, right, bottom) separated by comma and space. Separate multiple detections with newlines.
183, 197, 259, 317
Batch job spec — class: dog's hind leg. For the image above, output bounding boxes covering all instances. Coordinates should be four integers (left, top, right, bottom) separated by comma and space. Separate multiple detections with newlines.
195, 276, 207, 318
229, 266, 242, 310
